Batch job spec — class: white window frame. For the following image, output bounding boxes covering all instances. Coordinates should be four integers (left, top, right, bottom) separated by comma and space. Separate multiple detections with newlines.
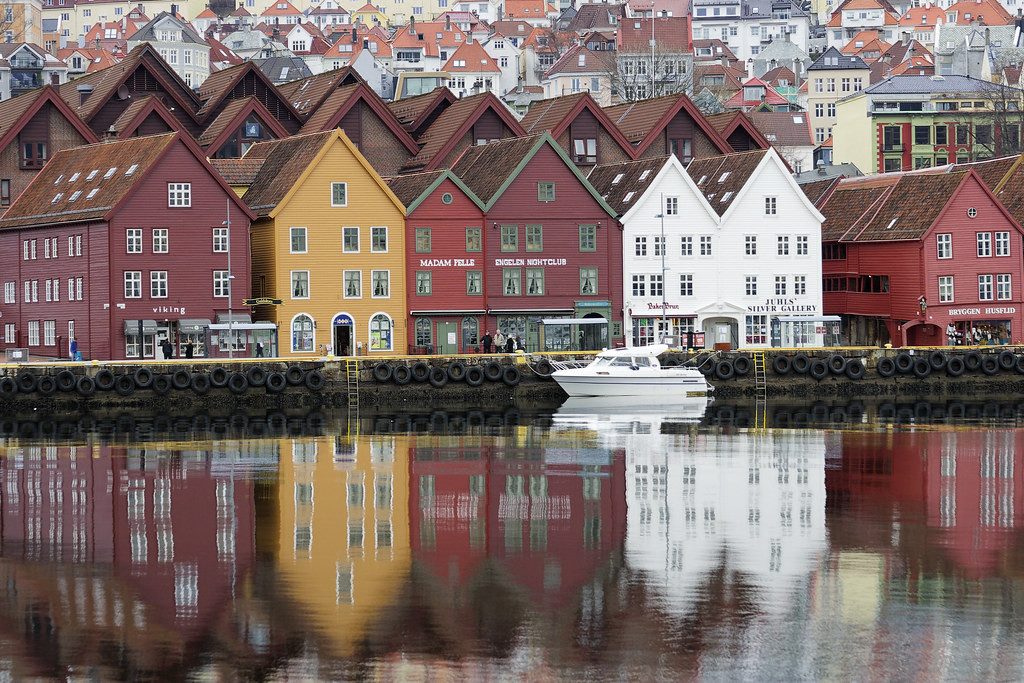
371, 270, 390, 298
152, 228, 168, 253
765, 196, 777, 215
997, 273, 1011, 300
977, 232, 992, 257
127, 228, 142, 253
290, 226, 307, 254
343, 226, 359, 253
344, 270, 361, 298
168, 183, 191, 207
331, 182, 347, 207
979, 274, 993, 300
214, 270, 230, 297
150, 271, 168, 298
291, 270, 310, 299
995, 231, 1010, 256
371, 226, 388, 253
938, 275, 954, 303
937, 233, 952, 259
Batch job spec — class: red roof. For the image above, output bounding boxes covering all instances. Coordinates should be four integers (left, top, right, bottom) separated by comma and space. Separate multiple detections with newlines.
442, 40, 501, 73
618, 17, 691, 53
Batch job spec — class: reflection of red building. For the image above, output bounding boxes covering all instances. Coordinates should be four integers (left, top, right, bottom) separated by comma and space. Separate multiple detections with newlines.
409, 438, 627, 609
828, 428, 1024, 576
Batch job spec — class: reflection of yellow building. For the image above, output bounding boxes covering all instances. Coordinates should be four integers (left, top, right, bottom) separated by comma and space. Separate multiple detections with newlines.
275, 433, 411, 657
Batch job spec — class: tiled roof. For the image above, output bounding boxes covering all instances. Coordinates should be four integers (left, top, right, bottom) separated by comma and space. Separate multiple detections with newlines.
587, 156, 668, 216
210, 157, 267, 185
0, 85, 97, 154
387, 87, 452, 128
299, 83, 360, 132
798, 177, 840, 206
520, 92, 588, 133
817, 175, 898, 241
748, 111, 812, 147
442, 40, 501, 72
198, 96, 254, 145
277, 66, 358, 116
618, 17, 690, 53
949, 155, 1019, 191
241, 131, 335, 215
723, 77, 790, 108
809, 46, 870, 71
603, 93, 731, 156
451, 135, 543, 205
545, 44, 616, 76
403, 92, 524, 172
685, 149, 767, 216
384, 169, 446, 207
0, 134, 177, 229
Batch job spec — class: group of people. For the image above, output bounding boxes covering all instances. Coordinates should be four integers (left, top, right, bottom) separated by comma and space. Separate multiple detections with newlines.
479, 330, 523, 354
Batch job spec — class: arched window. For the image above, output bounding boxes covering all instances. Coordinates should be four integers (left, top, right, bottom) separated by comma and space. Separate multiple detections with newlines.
415, 317, 432, 347
292, 314, 314, 352
370, 313, 392, 351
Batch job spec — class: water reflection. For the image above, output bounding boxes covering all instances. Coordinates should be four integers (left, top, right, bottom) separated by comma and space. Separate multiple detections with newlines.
0, 406, 1021, 678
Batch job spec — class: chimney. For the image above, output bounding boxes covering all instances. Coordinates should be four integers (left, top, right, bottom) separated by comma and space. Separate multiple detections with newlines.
410, 15, 415, 32
170, 3, 177, 16
817, 159, 826, 174
445, 14, 451, 30
104, 124, 118, 140
985, 27, 990, 45
77, 83, 94, 106
95, 36, 101, 50
351, 27, 356, 42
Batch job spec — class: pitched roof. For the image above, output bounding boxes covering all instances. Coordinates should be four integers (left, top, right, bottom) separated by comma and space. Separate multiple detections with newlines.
723, 77, 791, 108
618, 17, 691, 53
748, 111, 812, 147
209, 157, 268, 185
297, 82, 421, 155
198, 96, 291, 151
809, 46, 870, 71
587, 155, 669, 216
386, 87, 456, 131
108, 93, 187, 138
519, 91, 639, 158
442, 40, 501, 72
703, 110, 774, 151
0, 85, 98, 154
384, 169, 485, 212
544, 44, 616, 77
276, 66, 361, 117
799, 177, 841, 206
0, 134, 176, 228
403, 92, 526, 172
603, 93, 733, 155
241, 131, 336, 214
685, 149, 768, 216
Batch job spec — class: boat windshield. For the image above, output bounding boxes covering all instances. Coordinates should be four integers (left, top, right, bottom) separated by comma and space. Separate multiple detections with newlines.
595, 355, 656, 368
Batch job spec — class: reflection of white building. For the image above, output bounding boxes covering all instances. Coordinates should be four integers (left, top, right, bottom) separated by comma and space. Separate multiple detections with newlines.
624, 430, 827, 615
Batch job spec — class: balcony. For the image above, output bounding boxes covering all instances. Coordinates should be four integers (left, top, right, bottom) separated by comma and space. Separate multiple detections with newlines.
882, 143, 903, 152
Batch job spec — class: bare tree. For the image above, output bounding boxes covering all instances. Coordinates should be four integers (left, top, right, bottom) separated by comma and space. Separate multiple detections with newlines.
614, 38, 694, 102
948, 81, 1024, 163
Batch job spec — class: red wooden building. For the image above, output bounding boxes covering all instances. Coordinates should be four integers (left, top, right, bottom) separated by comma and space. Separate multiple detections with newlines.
817, 169, 1024, 347
0, 132, 254, 360
449, 133, 622, 350
387, 169, 487, 354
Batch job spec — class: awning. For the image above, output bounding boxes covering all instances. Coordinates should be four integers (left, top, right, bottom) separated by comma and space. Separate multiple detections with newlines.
177, 318, 211, 333
410, 310, 487, 315
775, 315, 841, 322
208, 322, 278, 331
123, 319, 157, 334
540, 318, 609, 325
216, 313, 252, 324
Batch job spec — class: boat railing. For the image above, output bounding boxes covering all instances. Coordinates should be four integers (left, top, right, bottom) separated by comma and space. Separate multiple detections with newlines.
548, 358, 588, 371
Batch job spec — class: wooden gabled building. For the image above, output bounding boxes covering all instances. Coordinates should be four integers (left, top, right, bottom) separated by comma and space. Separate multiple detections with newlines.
520, 92, 637, 169
603, 92, 735, 163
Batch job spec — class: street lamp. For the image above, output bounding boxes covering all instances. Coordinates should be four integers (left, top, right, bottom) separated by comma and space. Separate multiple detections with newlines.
223, 198, 234, 359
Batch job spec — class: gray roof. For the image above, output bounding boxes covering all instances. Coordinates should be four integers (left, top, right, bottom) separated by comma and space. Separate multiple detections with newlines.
128, 12, 207, 45
932, 25, 1018, 56
808, 46, 868, 71
861, 74, 1020, 96
794, 162, 863, 184
251, 55, 313, 84
756, 37, 810, 64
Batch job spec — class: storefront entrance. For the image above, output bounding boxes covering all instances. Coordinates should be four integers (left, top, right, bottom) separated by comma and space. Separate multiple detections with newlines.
437, 321, 458, 354
333, 314, 354, 356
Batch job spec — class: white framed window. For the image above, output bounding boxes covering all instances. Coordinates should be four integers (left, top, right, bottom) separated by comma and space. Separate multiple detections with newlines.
679, 274, 693, 296
938, 275, 954, 302
4, 323, 14, 344
150, 271, 168, 298
796, 235, 808, 255
745, 235, 756, 255
979, 274, 993, 300
371, 270, 389, 297
369, 313, 393, 351
23, 240, 30, 260
31, 280, 37, 302
649, 274, 663, 297
503, 268, 521, 295
775, 275, 787, 295
937, 233, 952, 259
371, 226, 388, 252
168, 183, 191, 207
699, 235, 712, 256
745, 275, 757, 296
23, 281, 30, 303
778, 235, 789, 255
653, 236, 663, 256
127, 228, 142, 253
28, 321, 39, 346
52, 278, 59, 302
632, 274, 646, 296
291, 227, 307, 253
75, 235, 81, 256
4, 281, 14, 304
331, 182, 347, 207
51, 237, 57, 258
344, 270, 361, 298
977, 232, 992, 257
76, 277, 82, 300
343, 226, 359, 252
45, 279, 52, 302
43, 320, 55, 346
680, 235, 692, 256
291, 270, 310, 298
214, 270, 230, 297
665, 196, 678, 215
794, 275, 806, 295
997, 273, 1011, 300
213, 227, 229, 252
68, 278, 75, 300
635, 236, 647, 256
765, 196, 777, 215
995, 231, 1010, 256
68, 236, 74, 256
44, 239, 50, 259
152, 228, 168, 253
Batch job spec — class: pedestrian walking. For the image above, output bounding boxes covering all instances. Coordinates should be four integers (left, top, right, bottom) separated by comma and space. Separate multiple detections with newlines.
494, 330, 506, 352
481, 330, 493, 353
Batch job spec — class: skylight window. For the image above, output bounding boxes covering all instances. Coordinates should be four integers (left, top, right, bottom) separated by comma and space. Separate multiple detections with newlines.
87, 169, 99, 180
718, 171, 730, 182
69, 191, 82, 202
69, 172, 80, 182
612, 173, 624, 184
54, 175, 64, 184
698, 175, 707, 185
104, 167, 117, 179
623, 191, 635, 202
87, 188, 99, 199
639, 169, 650, 180
126, 164, 138, 175
52, 193, 63, 204
721, 191, 733, 202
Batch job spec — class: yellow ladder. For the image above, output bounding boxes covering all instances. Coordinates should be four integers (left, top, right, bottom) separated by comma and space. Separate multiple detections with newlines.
753, 352, 767, 429
345, 359, 359, 435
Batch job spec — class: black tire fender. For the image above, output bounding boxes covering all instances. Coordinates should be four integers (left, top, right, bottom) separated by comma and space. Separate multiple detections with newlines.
133, 367, 153, 388
151, 374, 172, 395
246, 365, 268, 387
114, 374, 136, 396
411, 362, 429, 382
447, 361, 467, 382
791, 353, 810, 374
228, 372, 248, 394
732, 356, 752, 376
894, 352, 913, 374
827, 354, 847, 374
56, 369, 77, 392
304, 369, 325, 391
209, 367, 229, 388
877, 357, 896, 377
964, 351, 982, 371
16, 371, 37, 393
428, 366, 448, 388
484, 361, 503, 381
946, 356, 965, 377
373, 362, 393, 383
392, 365, 412, 385
772, 355, 791, 375
912, 358, 931, 379
465, 365, 485, 386
502, 365, 521, 386
190, 373, 211, 395
36, 375, 57, 396
981, 355, 1000, 375
845, 359, 866, 380
809, 359, 829, 380
285, 365, 305, 385
171, 369, 192, 390
265, 371, 287, 393
928, 350, 947, 371
535, 358, 553, 376
715, 360, 735, 381
75, 375, 96, 397
999, 349, 1016, 370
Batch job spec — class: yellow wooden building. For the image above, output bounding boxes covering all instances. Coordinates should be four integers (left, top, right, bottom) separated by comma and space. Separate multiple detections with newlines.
241, 129, 407, 357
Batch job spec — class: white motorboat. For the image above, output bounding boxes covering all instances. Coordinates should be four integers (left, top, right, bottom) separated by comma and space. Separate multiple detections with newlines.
550, 344, 714, 398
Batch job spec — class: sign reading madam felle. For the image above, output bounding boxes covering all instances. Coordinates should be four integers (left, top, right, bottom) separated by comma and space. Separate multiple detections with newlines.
746, 298, 818, 314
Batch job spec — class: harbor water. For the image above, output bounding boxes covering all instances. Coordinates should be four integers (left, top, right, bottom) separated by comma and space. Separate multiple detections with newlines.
0, 398, 1021, 680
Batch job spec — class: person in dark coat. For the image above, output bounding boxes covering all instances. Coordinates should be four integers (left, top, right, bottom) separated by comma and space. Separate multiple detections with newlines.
184, 341, 194, 359
161, 339, 173, 359
481, 331, 493, 353
505, 336, 515, 353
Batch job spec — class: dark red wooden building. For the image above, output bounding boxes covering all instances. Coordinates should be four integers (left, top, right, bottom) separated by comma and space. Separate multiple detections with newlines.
387, 169, 487, 354
817, 169, 1024, 347
0, 132, 254, 360
449, 133, 622, 350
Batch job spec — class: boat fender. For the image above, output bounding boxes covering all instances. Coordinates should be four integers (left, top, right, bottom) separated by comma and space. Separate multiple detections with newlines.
928, 350, 947, 371
16, 371, 37, 393
715, 360, 735, 381
172, 369, 192, 390
94, 369, 116, 391
265, 371, 287, 393
535, 358, 553, 376
732, 356, 752, 376
502, 365, 521, 386
465, 365, 485, 387
484, 361, 503, 381
1016, 355, 1024, 374
392, 365, 412, 385
827, 354, 847, 375
447, 361, 467, 382
981, 355, 1000, 375
809, 359, 829, 380
999, 349, 1016, 370
894, 352, 913, 374
876, 357, 897, 377
114, 374, 136, 396
945, 356, 965, 377
133, 367, 153, 388
246, 366, 268, 387
209, 367, 229, 388
190, 373, 212, 394
772, 355, 791, 375
964, 351, 982, 372
372, 362, 393, 383
411, 362, 430, 382
912, 358, 931, 379
151, 374, 172, 395
428, 366, 448, 388
844, 359, 866, 380
791, 353, 810, 374
36, 376, 57, 396
56, 370, 77, 392
227, 372, 249, 394
75, 375, 96, 397
305, 369, 326, 391
285, 365, 305, 385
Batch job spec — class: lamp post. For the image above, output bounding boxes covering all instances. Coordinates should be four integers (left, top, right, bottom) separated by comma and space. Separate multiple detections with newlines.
224, 198, 234, 359
655, 192, 667, 342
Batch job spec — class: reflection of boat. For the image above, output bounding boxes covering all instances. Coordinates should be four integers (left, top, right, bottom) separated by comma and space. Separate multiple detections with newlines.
550, 344, 713, 398
556, 395, 711, 421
